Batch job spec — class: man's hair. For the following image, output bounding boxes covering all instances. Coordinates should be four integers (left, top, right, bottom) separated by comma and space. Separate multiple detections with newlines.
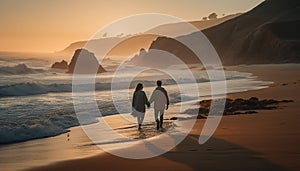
157, 80, 162, 86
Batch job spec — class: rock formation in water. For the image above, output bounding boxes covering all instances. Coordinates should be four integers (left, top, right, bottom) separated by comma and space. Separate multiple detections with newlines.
67, 49, 106, 74
51, 60, 68, 69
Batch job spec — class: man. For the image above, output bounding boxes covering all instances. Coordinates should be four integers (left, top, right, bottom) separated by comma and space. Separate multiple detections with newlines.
149, 80, 169, 130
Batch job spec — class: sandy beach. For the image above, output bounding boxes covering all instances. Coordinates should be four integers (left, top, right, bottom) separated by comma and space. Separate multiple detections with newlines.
1, 0, 299, 170
24, 64, 300, 171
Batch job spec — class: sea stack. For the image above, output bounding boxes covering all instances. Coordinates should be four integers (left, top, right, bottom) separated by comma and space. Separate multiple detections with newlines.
67, 49, 106, 74
51, 60, 68, 70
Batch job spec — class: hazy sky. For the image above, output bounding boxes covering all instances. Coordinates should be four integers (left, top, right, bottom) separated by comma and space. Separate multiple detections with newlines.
0, 0, 264, 52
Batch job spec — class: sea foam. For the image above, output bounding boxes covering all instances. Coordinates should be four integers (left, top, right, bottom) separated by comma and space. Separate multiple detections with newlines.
0, 64, 45, 75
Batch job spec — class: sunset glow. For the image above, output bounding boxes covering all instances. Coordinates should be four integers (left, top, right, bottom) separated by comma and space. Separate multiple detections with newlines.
0, 0, 264, 52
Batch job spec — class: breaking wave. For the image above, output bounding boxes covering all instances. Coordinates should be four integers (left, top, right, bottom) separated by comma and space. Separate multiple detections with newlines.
0, 64, 45, 75
0, 111, 79, 144
0, 73, 247, 97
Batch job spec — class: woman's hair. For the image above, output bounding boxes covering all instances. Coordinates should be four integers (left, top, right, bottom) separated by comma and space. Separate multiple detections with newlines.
135, 83, 143, 92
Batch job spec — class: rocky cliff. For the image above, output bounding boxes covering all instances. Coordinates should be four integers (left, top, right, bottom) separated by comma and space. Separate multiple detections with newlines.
141, 0, 300, 66
203, 0, 300, 65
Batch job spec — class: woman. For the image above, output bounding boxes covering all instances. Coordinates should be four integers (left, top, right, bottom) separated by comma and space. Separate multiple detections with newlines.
132, 83, 150, 130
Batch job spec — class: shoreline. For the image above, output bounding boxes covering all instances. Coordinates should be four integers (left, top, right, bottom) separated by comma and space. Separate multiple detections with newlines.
0, 67, 267, 145
4, 64, 300, 171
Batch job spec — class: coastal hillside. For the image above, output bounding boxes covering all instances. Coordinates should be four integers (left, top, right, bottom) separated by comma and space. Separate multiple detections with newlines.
58, 35, 157, 58
145, 0, 300, 65
203, 0, 300, 65
58, 14, 241, 58
145, 13, 241, 37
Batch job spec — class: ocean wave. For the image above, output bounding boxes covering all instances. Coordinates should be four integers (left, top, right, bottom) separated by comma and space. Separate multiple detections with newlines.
0, 74, 247, 97
0, 81, 194, 97
0, 82, 114, 97
0, 90, 182, 144
0, 64, 46, 75
0, 83, 73, 96
0, 79, 268, 144
0, 112, 79, 144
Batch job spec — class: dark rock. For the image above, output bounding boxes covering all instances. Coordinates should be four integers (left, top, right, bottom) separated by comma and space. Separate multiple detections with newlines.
244, 111, 258, 114
249, 97, 259, 102
184, 108, 200, 114
197, 114, 207, 119
67, 49, 106, 74
186, 97, 294, 118
198, 108, 209, 114
170, 117, 178, 120
281, 100, 294, 103
51, 60, 68, 69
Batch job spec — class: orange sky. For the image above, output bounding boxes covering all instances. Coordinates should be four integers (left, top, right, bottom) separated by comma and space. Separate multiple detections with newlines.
0, 0, 264, 53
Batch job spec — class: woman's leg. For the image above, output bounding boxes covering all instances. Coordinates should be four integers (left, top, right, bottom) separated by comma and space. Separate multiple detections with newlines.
140, 113, 145, 124
137, 113, 145, 130
137, 115, 140, 124
137, 115, 141, 130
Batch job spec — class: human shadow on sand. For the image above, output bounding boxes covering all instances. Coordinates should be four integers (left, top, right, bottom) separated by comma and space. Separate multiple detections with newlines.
27, 134, 288, 171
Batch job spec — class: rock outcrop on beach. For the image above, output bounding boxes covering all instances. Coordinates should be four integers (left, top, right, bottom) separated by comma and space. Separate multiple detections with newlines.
51, 60, 68, 70
140, 0, 300, 65
184, 97, 294, 119
67, 49, 106, 74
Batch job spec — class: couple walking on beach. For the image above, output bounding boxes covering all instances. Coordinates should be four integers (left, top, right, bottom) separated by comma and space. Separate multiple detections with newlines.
132, 80, 169, 130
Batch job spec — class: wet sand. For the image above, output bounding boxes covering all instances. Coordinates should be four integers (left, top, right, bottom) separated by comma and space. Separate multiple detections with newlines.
26, 64, 300, 171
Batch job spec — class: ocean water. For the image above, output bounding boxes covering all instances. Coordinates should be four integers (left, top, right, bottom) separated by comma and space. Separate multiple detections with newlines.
0, 55, 271, 144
